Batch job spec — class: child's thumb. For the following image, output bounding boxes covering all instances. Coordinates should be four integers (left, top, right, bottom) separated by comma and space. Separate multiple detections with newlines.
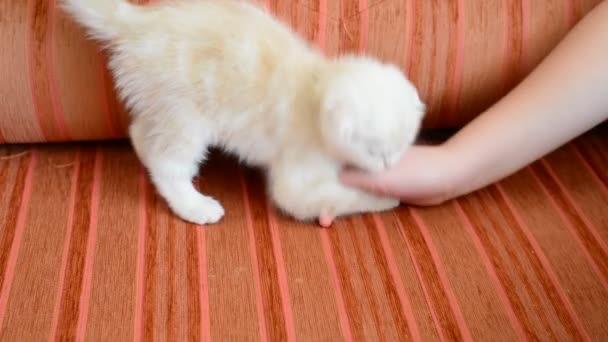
339, 170, 392, 196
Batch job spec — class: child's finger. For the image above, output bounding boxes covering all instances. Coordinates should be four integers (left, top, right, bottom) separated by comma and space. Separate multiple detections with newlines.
339, 170, 393, 196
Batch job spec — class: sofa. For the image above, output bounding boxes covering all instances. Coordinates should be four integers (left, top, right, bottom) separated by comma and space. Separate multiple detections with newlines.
0, 0, 606, 340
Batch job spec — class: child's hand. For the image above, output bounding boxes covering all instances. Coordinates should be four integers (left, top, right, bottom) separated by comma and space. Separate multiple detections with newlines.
340, 146, 458, 206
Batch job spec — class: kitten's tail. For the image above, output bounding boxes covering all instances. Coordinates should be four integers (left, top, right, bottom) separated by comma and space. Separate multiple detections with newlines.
61, 0, 141, 42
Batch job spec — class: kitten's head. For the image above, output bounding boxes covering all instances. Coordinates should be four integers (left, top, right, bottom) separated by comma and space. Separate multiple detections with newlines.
319, 56, 425, 173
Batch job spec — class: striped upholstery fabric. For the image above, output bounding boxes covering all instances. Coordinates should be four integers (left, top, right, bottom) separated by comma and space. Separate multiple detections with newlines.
0, 125, 606, 340
0, 0, 602, 143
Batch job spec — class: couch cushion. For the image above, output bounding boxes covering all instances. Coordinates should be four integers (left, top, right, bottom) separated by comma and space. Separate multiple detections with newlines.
0, 125, 606, 340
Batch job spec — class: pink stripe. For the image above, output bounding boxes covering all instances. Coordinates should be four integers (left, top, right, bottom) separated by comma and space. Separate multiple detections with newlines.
532, 163, 608, 289
197, 229, 210, 342
500, 0, 512, 93
405, 0, 415, 75
542, 156, 608, 250
25, 0, 50, 141
394, 213, 445, 341
266, 208, 296, 342
566, 0, 577, 28
453, 202, 527, 340
49, 151, 81, 342
447, 0, 465, 120
571, 144, 608, 197
239, 174, 269, 342
410, 209, 474, 342
0, 151, 36, 326
520, 0, 531, 73
372, 215, 421, 341
75, 148, 102, 342
98, 56, 117, 138
495, 183, 591, 340
133, 169, 147, 342
358, 0, 369, 53
319, 230, 353, 342
317, 0, 327, 51
47, 0, 69, 140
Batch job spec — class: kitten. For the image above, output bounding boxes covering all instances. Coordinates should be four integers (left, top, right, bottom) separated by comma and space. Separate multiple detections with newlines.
62, 0, 425, 226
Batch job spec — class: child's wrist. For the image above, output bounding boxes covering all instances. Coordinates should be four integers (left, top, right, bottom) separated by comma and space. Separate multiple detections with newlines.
436, 142, 472, 201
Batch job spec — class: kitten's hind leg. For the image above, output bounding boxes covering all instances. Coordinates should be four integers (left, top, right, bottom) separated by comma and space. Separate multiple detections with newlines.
129, 117, 224, 225
269, 159, 399, 225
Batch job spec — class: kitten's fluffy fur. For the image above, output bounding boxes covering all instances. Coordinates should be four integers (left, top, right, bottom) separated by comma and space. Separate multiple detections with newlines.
63, 0, 425, 225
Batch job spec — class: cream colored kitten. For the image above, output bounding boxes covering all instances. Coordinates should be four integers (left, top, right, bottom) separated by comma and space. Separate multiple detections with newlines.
63, 0, 425, 226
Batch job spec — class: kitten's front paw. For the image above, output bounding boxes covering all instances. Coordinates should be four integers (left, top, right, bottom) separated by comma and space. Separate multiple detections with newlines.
173, 195, 225, 225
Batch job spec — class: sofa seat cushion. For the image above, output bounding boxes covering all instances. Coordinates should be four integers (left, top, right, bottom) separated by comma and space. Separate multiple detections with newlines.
0, 125, 606, 340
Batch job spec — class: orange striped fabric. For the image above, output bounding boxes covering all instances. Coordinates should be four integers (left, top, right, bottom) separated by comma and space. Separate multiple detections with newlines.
0, 125, 606, 340
0, 0, 603, 143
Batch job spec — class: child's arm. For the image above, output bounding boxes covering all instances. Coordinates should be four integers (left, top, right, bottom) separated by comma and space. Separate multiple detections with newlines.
341, 0, 608, 205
